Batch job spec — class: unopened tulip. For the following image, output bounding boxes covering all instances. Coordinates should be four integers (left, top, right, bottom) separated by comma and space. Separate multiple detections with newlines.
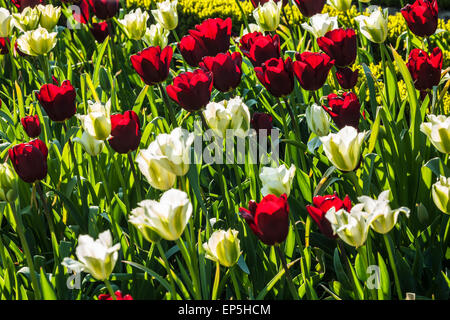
129, 189, 193, 241
8, 139, 48, 183
336, 67, 359, 89
293, 52, 334, 91
38, 4, 61, 31
203, 97, 250, 139
136, 147, 176, 191
108, 110, 141, 154
203, 229, 241, 267
0, 8, 13, 38
260, 164, 296, 197
239, 194, 290, 246
11, 0, 43, 12
401, 0, 438, 38
178, 34, 209, 67
130, 46, 173, 86
36, 79, 77, 122
420, 114, 450, 154
189, 18, 232, 57
21, 115, 41, 138
355, 6, 388, 44
255, 57, 295, 97
91, 22, 109, 43
13, 6, 40, 32
319, 126, 366, 172
98, 291, 133, 300
17, 27, 57, 56
251, 112, 273, 133
62, 230, 120, 281
199, 52, 242, 93
89, 0, 119, 20
358, 190, 410, 234
294, 0, 326, 17
323, 92, 361, 129
317, 28, 357, 67
301, 13, 338, 38
151, 0, 178, 31
118, 8, 149, 40
327, 0, 352, 11
432, 176, 450, 214
73, 131, 104, 156
239, 32, 280, 67
77, 100, 111, 141
306, 103, 331, 136
253, 0, 282, 32
144, 24, 169, 48
0, 163, 18, 203
407, 48, 442, 91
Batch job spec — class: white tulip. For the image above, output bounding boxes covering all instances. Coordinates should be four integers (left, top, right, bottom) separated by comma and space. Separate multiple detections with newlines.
306, 104, 331, 137
73, 131, 104, 156
432, 176, 450, 214
118, 8, 149, 40
136, 147, 176, 191
301, 13, 338, 38
129, 189, 193, 241
203, 229, 241, 267
77, 100, 111, 141
420, 114, 450, 154
260, 164, 296, 197
327, 0, 353, 11
38, 4, 61, 31
61, 230, 120, 281
253, 0, 282, 32
13, 6, 40, 32
355, 6, 388, 44
320, 126, 367, 172
151, 0, 178, 31
143, 24, 169, 48
0, 8, 13, 38
17, 27, 57, 56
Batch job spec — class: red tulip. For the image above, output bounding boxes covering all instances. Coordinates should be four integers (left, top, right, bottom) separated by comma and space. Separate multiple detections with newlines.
293, 52, 334, 91
239, 32, 280, 67
251, 112, 273, 133
293, 0, 326, 17
8, 139, 48, 183
0, 38, 9, 55
199, 52, 242, 92
130, 46, 173, 86
306, 193, 352, 239
317, 29, 357, 68
88, 0, 119, 20
98, 290, 133, 300
323, 92, 361, 129
250, 0, 288, 7
166, 69, 213, 112
255, 57, 295, 97
91, 22, 110, 43
189, 18, 232, 58
336, 67, 359, 89
73, 0, 90, 24
21, 115, 41, 138
36, 80, 77, 122
407, 47, 442, 91
108, 111, 141, 154
239, 194, 290, 246
11, 0, 43, 11
178, 35, 209, 67
401, 0, 438, 38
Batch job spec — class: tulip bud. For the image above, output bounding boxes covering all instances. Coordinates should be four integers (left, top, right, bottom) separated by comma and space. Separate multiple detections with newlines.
17, 27, 57, 56
151, 0, 178, 31
136, 148, 176, 191
202, 96, 250, 139
253, 0, 282, 32
73, 131, 104, 156
203, 229, 241, 267
143, 24, 169, 48
13, 6, 40, 32
432, 176, 450, 214
77, 100, 111, 141
0, 163, 18, 203
355, 6, 388, 44
129, 189, 193, 241
0, 8, 13, 38
320, 126, 366, 172
306, 104, 331, 137
118, 8, 149, 41
420, 114, 450, 154
37, 4, 61, 31
416, 203, 429, 224
327, 0, 352, 11
301, 13, 338, 38
260, 164, 296, 197
62, 230, 120, 281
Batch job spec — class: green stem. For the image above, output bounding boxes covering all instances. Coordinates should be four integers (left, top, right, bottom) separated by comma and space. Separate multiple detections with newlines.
127, 152, 142, 203
156, 242, 177, 300
346, 171, 363, 196
234, 0, 251, 34
275, 245, 299, 300
380, 44, 390, 106
103, 279, 117, 300
172, 30, 189, 71
176, 238, 202, 300
10, 203, 42, 300
229, 266, 241, 300
38, 54, 51, 83
158, 83, 177, 128
211, 261, 221, 300
383, 233, 403, 300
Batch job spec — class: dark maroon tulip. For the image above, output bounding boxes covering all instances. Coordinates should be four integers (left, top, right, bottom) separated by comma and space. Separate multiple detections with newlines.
91, 22, 109, 43
189, 18, 232, 58
8, 139, 48, 183
239, 32, 280, 67
293, 52, 334, 91
166, 69, 213, 112
251, 112, 273, 134
306, 193, 352, 239
21, 115, 41, 138
407, 47, 442, 91
336, 67, 359, 89
178, 35, 209, 67
401, 0, 438, 38
239, 194, 290, 246
88, 0, 119, 20
35, 80, 77, 122
98, 290, 133, 300
73, 0, 90, 24
199, 52, 242, 92
323, 92, 361, 129
293, 0, 326, 17
108, 110, 141, 154
0, 38, 9, 55
11, 0, 43, 11
250, 0, 288, 7
317, 29, 357, 67
130, 46, 173, 86
255, 57, 294, 97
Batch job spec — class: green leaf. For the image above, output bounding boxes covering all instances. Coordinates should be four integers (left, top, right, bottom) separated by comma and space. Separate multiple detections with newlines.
39, 268, 57, 300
